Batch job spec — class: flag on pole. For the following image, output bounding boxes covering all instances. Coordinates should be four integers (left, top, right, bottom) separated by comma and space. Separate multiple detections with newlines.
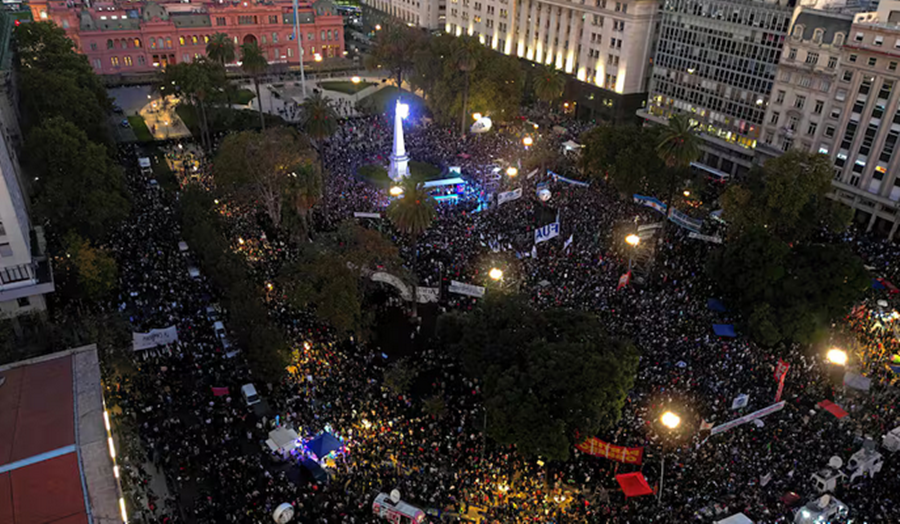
531, 245, 538, 259
564, 234, 573, 251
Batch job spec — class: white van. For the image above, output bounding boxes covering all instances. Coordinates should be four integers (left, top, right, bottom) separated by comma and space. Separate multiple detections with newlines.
213, 321, 231, 348
241, 383, 260, 406
187, 266, 200, 279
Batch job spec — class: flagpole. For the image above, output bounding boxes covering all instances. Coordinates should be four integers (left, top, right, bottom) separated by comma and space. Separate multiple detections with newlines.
292, 0, 307, 98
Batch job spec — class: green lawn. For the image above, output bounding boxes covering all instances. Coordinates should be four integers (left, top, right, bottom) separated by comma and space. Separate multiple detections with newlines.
319, 80, 376, 95
127, 116, 154, 142
357, 160, 443, 188
176, 102, 283, 136
234, 88, 256, 105
358, 86, 426, 116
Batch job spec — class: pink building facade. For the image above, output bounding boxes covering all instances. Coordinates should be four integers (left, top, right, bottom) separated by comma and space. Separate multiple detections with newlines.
30, 0, 345, 75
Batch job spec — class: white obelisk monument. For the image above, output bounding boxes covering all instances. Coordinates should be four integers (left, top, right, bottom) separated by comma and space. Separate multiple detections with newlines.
388, 101, 410, 181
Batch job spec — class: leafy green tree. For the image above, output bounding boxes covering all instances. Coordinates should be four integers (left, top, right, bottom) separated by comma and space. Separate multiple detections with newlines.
283, 162, 323, 240
387, 178, 436, 313
26, 118, 129, 241
240, 42, 269, 129
707, 228, 868, 347
722, 150, 852, 243
64, 233, 118, 302
579, 125, 668, 197
206, 32, 236, 65
533, 65, 566, 107
384, 359, 419, 395
365, 24, 423, 100
15, 22, 112, 145
439, 295, 639, 460
214, 128, 316, 228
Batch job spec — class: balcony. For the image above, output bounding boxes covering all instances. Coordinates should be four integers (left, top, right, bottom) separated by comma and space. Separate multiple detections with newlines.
0, 258, 55, 302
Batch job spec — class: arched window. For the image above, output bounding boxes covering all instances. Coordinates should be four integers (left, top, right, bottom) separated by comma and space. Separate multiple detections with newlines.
124, 56, 133, 66
106, 39, 114, 49
834, 32, 845, 46
157, 37, 164, 49
134, 37, 142, 48
166, 37, 173, 48
792, 24, 803, 39
813, 28, 824, 44
120, 38, 127, 49
192, 35, 198, 44
179, 36, 185, 45
204, 35, 210, 43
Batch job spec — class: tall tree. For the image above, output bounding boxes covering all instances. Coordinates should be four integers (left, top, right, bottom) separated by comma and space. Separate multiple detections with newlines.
300, 91, 339, 151
206, 32, 236, 66
283, 162, 323, 240
64, 233, 118, 302
579, 125, 667, 197
439, 295, 639, 461
533, 65, 566, 108
240, 42, 269, 129
214, 128, 316, 228
386, 178, 436, 316
26, 118, 129, 241
453, 36, 480, 137
365, 24, 422, 102
656, 113, 701, 169
721, 150, 852, 243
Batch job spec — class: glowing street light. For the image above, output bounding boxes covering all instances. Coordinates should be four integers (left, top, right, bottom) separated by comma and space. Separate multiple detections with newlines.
375, 24, 382, 30
660, 411, 681, 429
522, 136, 534, 147
472, 112, 483, 121
827, 348, 848, 366
489, 267, 503, 280
625, 234, 641, 247
351, 75, 361, 84
314, 53, 323, 62
389, 186, 404, 196
683, 190, 691, 197
506, 166, 518, 177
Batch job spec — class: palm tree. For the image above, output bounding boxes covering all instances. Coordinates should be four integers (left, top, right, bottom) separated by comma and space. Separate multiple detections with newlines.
285, 161, 322, 239
386, 178, 436, 317
300, 91, 339, 152
206, 32, 235, 66
533, 65, 566, 108
240, 42, 268, 129
453, 36, 480, 137
656, 113, 701, 169
657, 113, 702, 213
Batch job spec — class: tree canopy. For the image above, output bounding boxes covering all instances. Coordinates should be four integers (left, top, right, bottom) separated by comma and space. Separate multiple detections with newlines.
707, 228, 869, 347
214, 127, 318, 229
579, 125, 670, 197
721, 151, 852, 242
386, 179, 436, 238
439, 295, 639, 460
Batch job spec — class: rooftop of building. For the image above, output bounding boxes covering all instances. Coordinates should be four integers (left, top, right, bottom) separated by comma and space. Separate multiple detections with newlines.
0, 345, 120, 524
793, 8, 854, 44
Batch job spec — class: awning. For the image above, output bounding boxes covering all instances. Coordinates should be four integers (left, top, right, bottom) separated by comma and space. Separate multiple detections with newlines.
818, 400, 848, 419
707, 298, 728, 312
267, 427, 300, 453
713, 324, 736, 337
307, 432, 343, 458
616, 472, 653, 497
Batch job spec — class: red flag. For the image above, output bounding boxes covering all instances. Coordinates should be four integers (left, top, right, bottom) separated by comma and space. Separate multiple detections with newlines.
212, 386, 229, 396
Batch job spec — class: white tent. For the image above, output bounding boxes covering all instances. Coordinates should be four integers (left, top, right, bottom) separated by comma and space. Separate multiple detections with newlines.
266, 427, 300, 454
562, 140, 582, 151
716, 513, 753, 524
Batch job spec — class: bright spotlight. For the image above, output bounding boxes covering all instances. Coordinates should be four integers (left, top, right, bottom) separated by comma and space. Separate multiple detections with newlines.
661, 411, 681, 429
625, 234, 641, 247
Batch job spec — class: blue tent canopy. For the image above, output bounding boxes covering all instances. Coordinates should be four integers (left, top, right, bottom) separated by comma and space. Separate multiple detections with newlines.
713, 324, 737, 337
707, 298, 728, 313
307, 432, 343, 458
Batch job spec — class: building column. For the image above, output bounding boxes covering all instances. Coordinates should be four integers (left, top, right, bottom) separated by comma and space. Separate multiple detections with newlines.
866, 204, 880, 233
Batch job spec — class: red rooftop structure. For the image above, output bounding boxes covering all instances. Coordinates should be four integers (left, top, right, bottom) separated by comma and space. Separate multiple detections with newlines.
0, 345, 120, 524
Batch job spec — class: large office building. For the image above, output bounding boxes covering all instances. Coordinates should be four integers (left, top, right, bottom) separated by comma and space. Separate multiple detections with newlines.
361, 0, 446, 29
0, 11, 54, 318
640, 0, 796, 177
443, 0, 660, 121
30, 0, 345, 76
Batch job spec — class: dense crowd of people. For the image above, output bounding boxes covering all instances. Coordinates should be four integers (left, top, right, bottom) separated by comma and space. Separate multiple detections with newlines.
100, 99, 900, 524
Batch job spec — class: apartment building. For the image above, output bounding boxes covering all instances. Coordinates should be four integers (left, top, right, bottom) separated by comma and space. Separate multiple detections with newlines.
640, 0, 796, 178
443, 0, 659, 121
31, 0, 345, 75
758, 9, 852, 159
818, 4, 900, 238
0, 11, 54, 317
361, 0, 445, 29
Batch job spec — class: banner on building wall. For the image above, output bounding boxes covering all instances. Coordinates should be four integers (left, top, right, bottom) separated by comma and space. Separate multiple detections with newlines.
575, 437, 643, 465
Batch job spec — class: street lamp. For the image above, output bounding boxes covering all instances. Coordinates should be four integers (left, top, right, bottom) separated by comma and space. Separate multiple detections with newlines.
658, 410, 681, 504
375, 24, 382, 30
472, 112, 483, 121
625, 234, 640, 272
522, 136, 533, 147
389, 186, 404, 197
506, 166, 518, 178
827, 348, 848, 366
351, 75, 362, 103
489, 267, 503, 281
683, 190, 691, 197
